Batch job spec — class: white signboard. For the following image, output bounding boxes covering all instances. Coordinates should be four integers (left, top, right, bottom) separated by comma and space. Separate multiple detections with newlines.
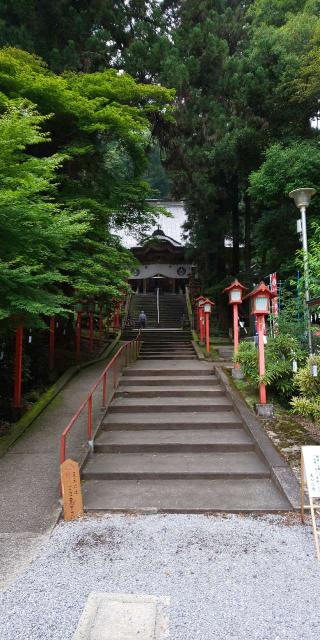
301, 446, 320, 560
302, 446, 320, 498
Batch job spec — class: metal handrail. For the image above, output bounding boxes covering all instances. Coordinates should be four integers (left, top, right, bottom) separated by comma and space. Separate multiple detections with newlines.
60, 333, 142, 465
157, 287, 160, 325
121, 291, 132, 330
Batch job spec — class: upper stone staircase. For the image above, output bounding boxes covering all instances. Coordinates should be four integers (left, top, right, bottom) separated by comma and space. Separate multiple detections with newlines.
128, 293, 187, 329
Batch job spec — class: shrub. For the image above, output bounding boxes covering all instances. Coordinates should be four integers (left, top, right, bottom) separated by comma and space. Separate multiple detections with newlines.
291, 355, 320, 422
235, 334, 305, 400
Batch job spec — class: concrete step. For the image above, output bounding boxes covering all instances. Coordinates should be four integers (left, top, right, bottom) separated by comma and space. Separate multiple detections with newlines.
102, 411, 243, 429
115, 386, 224, 398
119, 376, 217, 386
94, 429, 253, 453
123, 369, 213, 377
108, 397, 232, 413
82, 451, 269, 480
82, 478, 290, 512
139, 355, 198, 360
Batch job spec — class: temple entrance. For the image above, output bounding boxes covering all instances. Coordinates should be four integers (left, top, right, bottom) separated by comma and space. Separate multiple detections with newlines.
132, 276, 186, 294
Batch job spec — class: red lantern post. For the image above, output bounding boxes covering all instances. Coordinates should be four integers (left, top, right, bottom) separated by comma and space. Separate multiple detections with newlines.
200, 299, 215, 353
195, 296, 206, 343
13, 325, 23, 409
244, 282, 275, 416
223, 280, 247, 377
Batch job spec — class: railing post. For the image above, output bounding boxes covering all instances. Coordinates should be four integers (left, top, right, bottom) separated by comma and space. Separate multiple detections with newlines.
102, 372, 107, 407
88, 395, 93, 449
60, 434, 66, 465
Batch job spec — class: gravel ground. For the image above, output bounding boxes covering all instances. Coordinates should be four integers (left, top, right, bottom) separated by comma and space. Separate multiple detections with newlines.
1, 513, 320, 640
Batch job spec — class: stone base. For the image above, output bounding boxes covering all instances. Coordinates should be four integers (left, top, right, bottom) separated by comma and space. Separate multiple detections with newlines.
73, 592, 169, 640
255, 403, 274, 418
232, 368, 244, 380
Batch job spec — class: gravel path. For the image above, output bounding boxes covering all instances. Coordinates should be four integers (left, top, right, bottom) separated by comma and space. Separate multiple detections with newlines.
1, 514, 320, 639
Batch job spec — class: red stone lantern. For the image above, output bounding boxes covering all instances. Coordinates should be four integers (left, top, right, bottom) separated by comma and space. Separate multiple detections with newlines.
199, 298, 215, 353
223, 280, 247, 374
244, 282, 275, 408
195, 295, 206, 343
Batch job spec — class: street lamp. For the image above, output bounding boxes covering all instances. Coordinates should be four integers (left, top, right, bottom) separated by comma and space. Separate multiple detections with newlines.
289, 187, 316, 353
223, 279, 247, 378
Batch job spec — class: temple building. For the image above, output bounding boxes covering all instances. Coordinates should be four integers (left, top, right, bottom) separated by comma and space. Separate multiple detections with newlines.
129, 226, 193, 294
120, 200, 193, 294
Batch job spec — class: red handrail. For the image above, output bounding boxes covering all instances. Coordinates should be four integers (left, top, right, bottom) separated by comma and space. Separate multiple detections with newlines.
60, 333, 141, 465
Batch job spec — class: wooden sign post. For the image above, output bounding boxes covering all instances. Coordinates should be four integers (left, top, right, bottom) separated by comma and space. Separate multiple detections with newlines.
301, 446, 320, 560
60, 459, 84, 521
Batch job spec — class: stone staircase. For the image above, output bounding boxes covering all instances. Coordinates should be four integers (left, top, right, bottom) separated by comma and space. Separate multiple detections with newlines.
82, 355, 292, 513
129, 293, 187, 328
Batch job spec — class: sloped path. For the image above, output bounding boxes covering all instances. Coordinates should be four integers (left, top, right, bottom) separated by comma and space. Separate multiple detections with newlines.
0, 355, 111, 590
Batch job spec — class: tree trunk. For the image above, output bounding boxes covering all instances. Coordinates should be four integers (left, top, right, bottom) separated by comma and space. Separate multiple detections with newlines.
244, 192, 251, 274
231, 175, 240, 275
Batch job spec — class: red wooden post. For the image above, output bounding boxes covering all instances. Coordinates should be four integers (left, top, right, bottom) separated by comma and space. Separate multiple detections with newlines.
199, 306, 204, 343
205, 312, 210, 353
98, 305, 103, 341
76, 311, 82, 359
89, 312, 94, 353
49, 316, 55, 370
233, 304, 240, 369
13, 325, 23, 408
257, 315, 267, 404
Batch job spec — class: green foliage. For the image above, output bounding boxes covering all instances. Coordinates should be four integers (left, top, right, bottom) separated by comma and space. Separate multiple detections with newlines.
291, 355, 320, 420
0, 47, 174, 324
236, 334, 305, 399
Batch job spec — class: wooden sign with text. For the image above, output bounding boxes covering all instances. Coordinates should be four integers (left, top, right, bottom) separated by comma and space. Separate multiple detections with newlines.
301, 446, 320, 560
60, 459, 84, 521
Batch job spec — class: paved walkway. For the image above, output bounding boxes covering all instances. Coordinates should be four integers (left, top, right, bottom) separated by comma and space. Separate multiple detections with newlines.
0, 355, 112, 590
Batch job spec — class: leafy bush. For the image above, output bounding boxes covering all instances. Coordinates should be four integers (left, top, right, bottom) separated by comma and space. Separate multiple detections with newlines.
291, 355, 320, 422
236, 334, 305, 400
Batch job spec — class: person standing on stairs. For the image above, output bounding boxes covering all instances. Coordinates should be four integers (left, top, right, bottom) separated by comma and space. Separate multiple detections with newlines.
138, 310, 147, 329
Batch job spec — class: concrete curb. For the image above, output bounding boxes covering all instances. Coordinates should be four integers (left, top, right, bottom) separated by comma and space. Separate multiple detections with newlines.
214, 365, 301, 510
0, 332, 121, 459
192, 340, 205, 360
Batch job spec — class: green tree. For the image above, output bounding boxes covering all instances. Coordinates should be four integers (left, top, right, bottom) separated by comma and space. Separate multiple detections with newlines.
0, 48, 175, 322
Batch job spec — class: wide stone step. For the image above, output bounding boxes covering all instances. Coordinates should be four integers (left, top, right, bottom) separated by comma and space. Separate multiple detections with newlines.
102, 411, 242, 429
82, 478, 290, 512
139, 355, 198, 360
115, 386, 224, 398
108, 396, 232, 412
119, 376, 217, 386
123, 369, 213, 377
82, 451, 269, 480
94, 429, 253, 453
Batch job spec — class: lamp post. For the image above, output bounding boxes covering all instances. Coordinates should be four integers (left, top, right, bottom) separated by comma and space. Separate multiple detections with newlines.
223, 280, 247, 378
195, 296, 206, 344
244, 282, 275, 417
289, 187, 316, 354
200, 298, 215, 353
